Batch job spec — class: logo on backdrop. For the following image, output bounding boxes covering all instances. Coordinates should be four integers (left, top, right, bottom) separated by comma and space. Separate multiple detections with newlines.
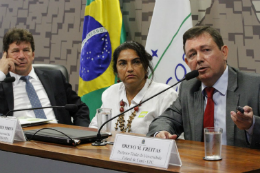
166, 53, 187, 91
166, 53, 187, 80
152, 50, 188, 92
80, 16, 112, 81
151, 49, 158, 57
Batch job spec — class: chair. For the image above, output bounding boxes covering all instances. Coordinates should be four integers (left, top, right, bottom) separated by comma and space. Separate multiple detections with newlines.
32, 64, 69, 82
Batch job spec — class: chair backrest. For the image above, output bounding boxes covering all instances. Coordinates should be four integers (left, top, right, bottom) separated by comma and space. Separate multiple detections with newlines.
32, 64, 69, 82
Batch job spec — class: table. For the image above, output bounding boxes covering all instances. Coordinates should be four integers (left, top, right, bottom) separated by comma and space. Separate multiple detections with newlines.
0, 123, 260, 173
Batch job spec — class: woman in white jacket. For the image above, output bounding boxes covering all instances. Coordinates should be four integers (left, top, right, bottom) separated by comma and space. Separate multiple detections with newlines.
89, 41, 178, 135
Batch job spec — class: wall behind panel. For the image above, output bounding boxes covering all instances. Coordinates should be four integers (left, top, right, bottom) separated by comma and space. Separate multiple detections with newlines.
0, 0, 260, 91
0, 0, 85, 90
121, 0, 260, 74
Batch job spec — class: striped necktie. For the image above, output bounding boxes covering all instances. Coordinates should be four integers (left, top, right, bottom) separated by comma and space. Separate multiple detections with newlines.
20, 76, 47, 119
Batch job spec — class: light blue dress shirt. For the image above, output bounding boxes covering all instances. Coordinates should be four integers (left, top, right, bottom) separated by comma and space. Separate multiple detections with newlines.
202, 65, 254, 145
202, 66, 228, 145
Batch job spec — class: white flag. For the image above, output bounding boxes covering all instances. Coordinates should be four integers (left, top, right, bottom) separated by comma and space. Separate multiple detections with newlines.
146, 0, 192, 91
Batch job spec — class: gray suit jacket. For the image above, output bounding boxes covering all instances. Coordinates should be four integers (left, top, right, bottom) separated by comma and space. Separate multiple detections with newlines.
147, 66, 260, 149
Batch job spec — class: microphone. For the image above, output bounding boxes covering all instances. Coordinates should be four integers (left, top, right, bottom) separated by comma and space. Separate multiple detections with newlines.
92, 70, 199, 146
185, 70, 199, 80
3, 104, 78, 117
0, 77, 15, 83
65, 104, 78, 112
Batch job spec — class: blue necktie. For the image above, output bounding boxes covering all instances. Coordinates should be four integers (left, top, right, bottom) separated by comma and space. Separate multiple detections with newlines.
20, 76, 47, 119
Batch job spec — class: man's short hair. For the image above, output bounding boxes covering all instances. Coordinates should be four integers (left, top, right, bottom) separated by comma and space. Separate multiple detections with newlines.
3, 28, 35, 52
183, 26, 224, 52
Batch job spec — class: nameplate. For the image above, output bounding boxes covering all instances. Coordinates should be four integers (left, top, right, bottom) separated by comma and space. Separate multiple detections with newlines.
110, 134, 182, 168
0, 117, 26, 144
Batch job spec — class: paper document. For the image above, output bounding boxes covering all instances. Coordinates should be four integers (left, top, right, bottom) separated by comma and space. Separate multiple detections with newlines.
18, 117, 52, 127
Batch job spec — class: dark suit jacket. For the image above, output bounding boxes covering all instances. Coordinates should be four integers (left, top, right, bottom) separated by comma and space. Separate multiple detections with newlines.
0, 68, 90, 127
147, 66, 260, 149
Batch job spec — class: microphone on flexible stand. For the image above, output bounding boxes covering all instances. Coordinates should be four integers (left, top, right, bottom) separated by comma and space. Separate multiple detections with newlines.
0, 77, 15, 83
2, 104, 80, 145
3, 104, 78, 117
0, 77, 77, 117
92, 70, 199, 146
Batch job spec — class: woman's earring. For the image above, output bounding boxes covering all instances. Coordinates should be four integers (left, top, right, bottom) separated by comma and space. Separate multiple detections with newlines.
116, 74, 121, 83
145, 73, 148, 79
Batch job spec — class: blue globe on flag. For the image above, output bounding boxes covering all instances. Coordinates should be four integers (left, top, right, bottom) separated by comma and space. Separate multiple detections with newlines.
80, 16, 112, 81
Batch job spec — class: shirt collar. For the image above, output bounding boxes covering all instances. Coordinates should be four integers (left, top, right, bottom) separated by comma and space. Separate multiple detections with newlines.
201, 65, 229, 96
10, 67, 39, 85
120, 79, 150, 106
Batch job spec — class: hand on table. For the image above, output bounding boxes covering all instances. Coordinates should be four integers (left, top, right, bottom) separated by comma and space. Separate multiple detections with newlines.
155, 131, 177, 139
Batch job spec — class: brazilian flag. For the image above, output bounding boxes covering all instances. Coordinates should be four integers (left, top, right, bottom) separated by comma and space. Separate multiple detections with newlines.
79, 0, 126, 120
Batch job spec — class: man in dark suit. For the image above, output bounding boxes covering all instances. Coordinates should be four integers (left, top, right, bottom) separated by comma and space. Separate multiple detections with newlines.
0, 28, 90, 127
147, 26, 260, 149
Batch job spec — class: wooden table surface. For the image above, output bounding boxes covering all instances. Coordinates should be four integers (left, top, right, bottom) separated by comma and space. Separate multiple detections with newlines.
0, 123, 259, 173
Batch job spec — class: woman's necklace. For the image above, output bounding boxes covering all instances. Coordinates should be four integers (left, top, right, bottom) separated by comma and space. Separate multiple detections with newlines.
115, 100, 140, 132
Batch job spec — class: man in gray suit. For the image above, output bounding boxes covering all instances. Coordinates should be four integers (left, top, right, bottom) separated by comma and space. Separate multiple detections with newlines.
147, 26, 260, 149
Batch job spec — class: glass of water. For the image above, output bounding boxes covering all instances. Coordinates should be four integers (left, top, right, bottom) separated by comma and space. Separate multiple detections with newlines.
204, 127, 223, 161
96, 108, 112, 132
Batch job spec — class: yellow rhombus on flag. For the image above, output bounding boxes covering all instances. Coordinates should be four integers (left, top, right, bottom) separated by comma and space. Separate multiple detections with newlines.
79, 0, 126, 120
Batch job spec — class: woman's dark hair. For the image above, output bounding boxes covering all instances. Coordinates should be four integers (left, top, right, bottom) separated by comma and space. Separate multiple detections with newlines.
113, 41, 154, 81
3, 28, 35, 52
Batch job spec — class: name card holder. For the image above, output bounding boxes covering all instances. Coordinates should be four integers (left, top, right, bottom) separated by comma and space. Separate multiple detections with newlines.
110, 134, 182, 169
169, 140, 182, 166
0, 116, 26, 144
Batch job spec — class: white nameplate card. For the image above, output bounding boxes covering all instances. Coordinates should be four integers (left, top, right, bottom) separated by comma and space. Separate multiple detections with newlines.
0, 117, 26, 144
110, 134, 182, 169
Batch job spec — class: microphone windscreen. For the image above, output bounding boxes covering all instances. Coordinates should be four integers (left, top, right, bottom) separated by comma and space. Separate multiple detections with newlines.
185, 70, 199, 80
4, 77, 15, 83
65, 104, 78, 112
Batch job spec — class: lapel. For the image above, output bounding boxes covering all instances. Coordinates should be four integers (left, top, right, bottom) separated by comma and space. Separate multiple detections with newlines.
226, 66, 239, 146
194, 89, 204, 141
191, 80, 204, 141
3, 73, 14, 114
34, 69, 56, 106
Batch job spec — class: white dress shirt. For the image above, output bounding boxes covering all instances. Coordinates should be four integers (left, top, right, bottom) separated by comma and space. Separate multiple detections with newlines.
89, 79, 178, 135
0, 68, 57, 122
